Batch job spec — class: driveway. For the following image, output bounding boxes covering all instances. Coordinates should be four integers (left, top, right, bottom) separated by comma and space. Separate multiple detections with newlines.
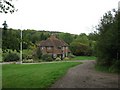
51, 60, 119, 88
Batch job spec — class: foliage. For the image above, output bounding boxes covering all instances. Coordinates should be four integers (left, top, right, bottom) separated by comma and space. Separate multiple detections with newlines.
22, 59, 33, 63
3, 52, 20, 62
95, 61, 120, 73
68, 53, 76, 58
75, 33, 89, 45
2, 28, 20, 52
22, 53, 27, 60
2, 21, 8, 30
88, 31, 98, 41
22, 30, 50, 46
55, 57, 61, 61
0, 0, 17, 14
41, 54, 53, 61
64, 57, 70, 60
96, 9, 120, 73
58, 33, 74, 44
33, 47, 42, 60
22, 49, 33, 60
3, 62, 81, 88
70, 42, 92, 56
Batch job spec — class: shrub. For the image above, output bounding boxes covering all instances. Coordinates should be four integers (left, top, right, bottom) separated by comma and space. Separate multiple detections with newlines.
22, 59, 33, 63
3, 52, 20, 62
41, 54, 53, 61
109, 60, 120, 73
22, 53, 27, 60
33, 47, 42, 59
70, 42, 93, 56
26, 55, 33, 60
68, 53, 75, 58
55, 57, 61, 61
64, 57, 70, 60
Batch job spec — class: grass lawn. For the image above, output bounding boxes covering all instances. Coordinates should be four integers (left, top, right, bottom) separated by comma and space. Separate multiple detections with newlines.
2, 62, 81, 88
71, 56, 96, 60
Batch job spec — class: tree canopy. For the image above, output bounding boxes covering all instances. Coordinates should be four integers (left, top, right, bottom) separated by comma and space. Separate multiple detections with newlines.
96, 9, 120, 72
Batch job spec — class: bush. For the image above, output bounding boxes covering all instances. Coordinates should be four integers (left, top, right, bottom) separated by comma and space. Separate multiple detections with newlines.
109, 60, 120, 73
64, 57, 70, 60
22, 53, 27, 60
26, 55, 33, 60
22, 59, 33, 63
70, 42, 93, 56
41, 54, 53, 61
33, 47, 42, 59
55, 57, 61, 61
68, 53, 75, 58
3, 52, 20, 62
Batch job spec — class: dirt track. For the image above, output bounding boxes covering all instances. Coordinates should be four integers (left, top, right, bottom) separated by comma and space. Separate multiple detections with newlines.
51, 60, 119, 88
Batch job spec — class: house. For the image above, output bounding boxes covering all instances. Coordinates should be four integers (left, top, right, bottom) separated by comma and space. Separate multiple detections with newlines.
39, 35, 71, 59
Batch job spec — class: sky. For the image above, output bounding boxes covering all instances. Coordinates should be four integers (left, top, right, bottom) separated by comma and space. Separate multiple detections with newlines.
0, 0, 119, 34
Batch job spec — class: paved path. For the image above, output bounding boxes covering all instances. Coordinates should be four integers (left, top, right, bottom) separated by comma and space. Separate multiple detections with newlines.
51, 60, 119, 88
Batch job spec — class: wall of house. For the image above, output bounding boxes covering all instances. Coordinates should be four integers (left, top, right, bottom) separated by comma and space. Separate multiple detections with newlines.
40, 46, 69, 59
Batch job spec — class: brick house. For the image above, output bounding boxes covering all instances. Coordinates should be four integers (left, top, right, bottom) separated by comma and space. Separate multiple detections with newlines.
39, 35, 71, 59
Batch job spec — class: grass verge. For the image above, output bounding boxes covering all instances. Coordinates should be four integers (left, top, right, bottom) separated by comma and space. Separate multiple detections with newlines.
2, 62, 81, 88
71, 56, 96, 60
95, 65, 110, 73
95, 64, 120, 74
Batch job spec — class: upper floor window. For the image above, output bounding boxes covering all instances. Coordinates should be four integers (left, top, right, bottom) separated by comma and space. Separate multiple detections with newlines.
58, 46, 61, 49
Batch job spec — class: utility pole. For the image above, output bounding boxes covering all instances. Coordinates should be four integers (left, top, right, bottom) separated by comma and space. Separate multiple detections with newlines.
20, 26, 22, 64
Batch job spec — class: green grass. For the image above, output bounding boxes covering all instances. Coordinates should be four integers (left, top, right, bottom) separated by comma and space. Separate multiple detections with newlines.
95, 65, 110, 73
71, 56, 96, 60
95, 64, 120, 74
2, 62, 81, 88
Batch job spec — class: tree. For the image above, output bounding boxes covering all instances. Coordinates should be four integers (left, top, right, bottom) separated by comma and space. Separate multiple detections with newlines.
33, 47, 42, 59
2, 26, 20, 52
75, 33, 89, 46
70, 41, 92, 56
58, 33, 73, 45
96, 9, 120, 72
0, 0, 17, 14
2, 21, 8, 30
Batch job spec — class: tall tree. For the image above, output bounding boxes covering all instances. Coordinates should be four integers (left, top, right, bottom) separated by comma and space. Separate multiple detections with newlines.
2, 22, 20, 52
2, 21, 8, 30
96, 9, 120, 72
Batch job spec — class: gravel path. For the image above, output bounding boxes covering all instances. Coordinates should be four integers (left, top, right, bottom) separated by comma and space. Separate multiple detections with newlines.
51, 60, 119, 88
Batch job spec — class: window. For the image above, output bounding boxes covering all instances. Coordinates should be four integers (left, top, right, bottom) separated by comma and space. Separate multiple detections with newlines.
41, 47, 44, 50
58, 46, 61, 49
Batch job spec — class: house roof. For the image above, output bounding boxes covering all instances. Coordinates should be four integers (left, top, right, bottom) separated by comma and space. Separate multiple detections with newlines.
39, 35, 68, 47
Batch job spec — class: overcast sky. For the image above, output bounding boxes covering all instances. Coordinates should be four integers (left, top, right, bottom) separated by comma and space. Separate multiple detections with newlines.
0, 0, 119, 34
